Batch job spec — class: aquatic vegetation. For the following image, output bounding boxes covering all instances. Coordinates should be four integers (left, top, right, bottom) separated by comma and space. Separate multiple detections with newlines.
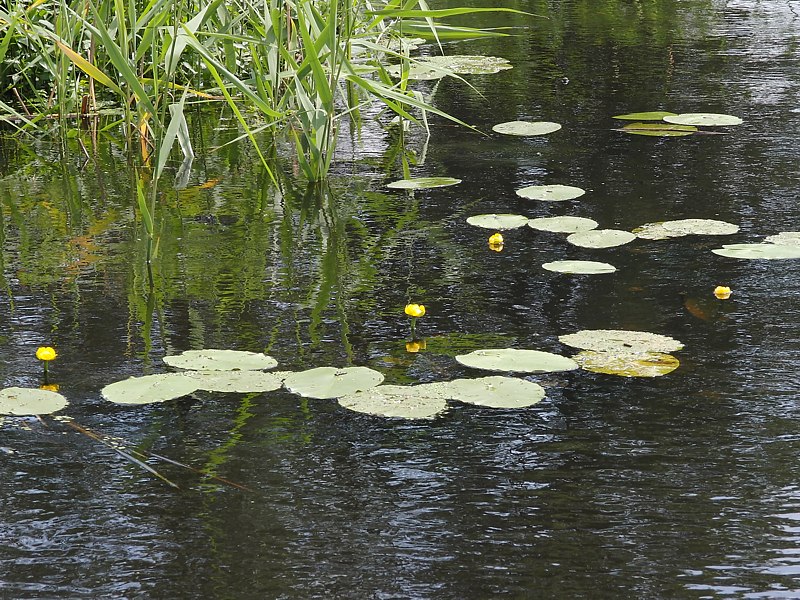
528, 216, 598, 233
338, 384, 448, 419
283, 367, 385, 399
466, 214, 529, 230
663, 113, 743, 126
455, 348, 579, 373
162, 349, 278, 371
0, 387, 68, 415
387, 177, 462, 190
714, 286, 732, 300
404, 304, 426, 318
572, 350, 680, 378
612, 111, 677, 120
541, 260, 616, 274
566, 229, 636, 249
492, 121, 562, 136
559, 330, 684, 354
515, 184, 586, 201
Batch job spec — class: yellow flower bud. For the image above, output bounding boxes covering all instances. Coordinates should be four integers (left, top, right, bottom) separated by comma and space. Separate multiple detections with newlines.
713, 286, 732, 300
488, 232, 504, 245
404, 304, 426, 318
36, 346, 57, 361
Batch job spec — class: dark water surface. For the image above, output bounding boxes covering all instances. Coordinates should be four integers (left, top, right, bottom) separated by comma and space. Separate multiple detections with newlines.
3, 1, 800, 598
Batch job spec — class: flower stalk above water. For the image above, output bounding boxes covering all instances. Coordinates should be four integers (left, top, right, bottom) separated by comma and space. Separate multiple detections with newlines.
405, 304, 426, 338
36, 346, 57, 380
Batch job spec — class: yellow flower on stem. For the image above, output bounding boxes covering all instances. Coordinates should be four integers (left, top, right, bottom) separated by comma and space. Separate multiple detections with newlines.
36, 346, 57, 361
404, 304, 426, 318
713, 286, 732, 300
488, 232, 504, 252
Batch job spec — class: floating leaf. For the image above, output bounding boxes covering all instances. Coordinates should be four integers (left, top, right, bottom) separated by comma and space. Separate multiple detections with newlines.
573, 350, 680, 377
387, 177, 461, 190
559, 329, 684, 353
711, 243, 800, 260
283, 366, 385, 399
612, 111, 677, 120
184, 370, 286, 393
466, 213, 529, 230
101, 373, 199, 405
337, 383, 448, 419
633, 222, 675, 240
542, 260, 616, 274
528, 216, 598, 233
765, 232, 800, 246
662, 219, 739, 236
0, 387, 68, 415
516, 184, 585, 202
663, 113, 743, 126
617, 122, 697, 137
492, 121, 561, 136
386, 55, 512, 80
455, 348, 579, 373
432, 376, 545, 408
163, 349, 278, 371
566, 229, 636, 248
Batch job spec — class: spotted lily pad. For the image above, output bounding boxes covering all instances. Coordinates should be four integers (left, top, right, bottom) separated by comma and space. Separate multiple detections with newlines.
387, 55, 512, 80
283, 366, 384, 399
612, 111, 677, 120
432, 376, 545, 408
617, 122, 697, 137
542, 260, 616, 274
572, 350, 680, 377
455, 348, 579, 373
184, 370, 286, 393
337, 383, 448, 419
566, 229, 636, 248
492, 121, 561, 136
711, 243, 800, 260
516, 184, 585, 202
101, 373, 199, 405
662, 219, 739, 236
559, 329, 684, 353
663, 113, 743, 126
765, 232, 800, 246
0, 387, 69, 415
387, 177, 462, 190
163, 349, 278, 371
527, 216, 598, 233
466, 213, 530, 230
633, 222, 675, 240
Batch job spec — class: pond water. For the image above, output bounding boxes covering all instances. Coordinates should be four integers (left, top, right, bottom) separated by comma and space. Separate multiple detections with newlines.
3, 0, 800, 598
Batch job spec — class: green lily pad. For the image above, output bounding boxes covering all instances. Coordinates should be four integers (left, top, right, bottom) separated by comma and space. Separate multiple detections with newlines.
466, 213, 530, 230
184, 370, 286, 393
0, 387, 69, 415
101, 373, 199, 405
572, 350, 680, 377
566, 229, 636, 248
542, 260, 616, 274
527, 216, 598, 233
559, 329, 684, 353
283, 366, 385, 399
386, 177, 462, 190
386, 55, 512, 80
516, 184, 586, 202
337, 383, 448, 419
765, 232, 800, 246
492, 121, 562, 136
633, 222, 675, 240
662, 219, 739, 236
455, 348, 579, 373
432, 376, 545, 408
711, 243, 800, 260
612, 111, 678, 120
617, 122, 697, 137
163, 349, 278, 371
663, 113, 743, 126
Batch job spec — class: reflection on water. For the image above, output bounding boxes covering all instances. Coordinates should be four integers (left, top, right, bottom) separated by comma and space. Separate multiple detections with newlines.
2, 0, 800, 598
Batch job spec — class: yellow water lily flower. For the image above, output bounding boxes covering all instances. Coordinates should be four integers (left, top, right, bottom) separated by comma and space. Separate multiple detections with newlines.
713, 286, 732, 300
404, 304, 426, 318
406, 340, 427, 353
488, 232, 504, 245
36, 346, 57, 361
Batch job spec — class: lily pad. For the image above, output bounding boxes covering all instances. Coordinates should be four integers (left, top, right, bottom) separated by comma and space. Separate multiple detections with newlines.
387, 177, 462, 190
492, 121, 562, 136
163, 349, 278, 371
386, 55, 512, 80
572, 350, 680, 377
559, 329, 684, 354
516, 184, 586, 202
566, 229, 636, 248
633, 222, 676, 240
283, 366, 384, 399
466, 213, 530, 230
711, 243, 800, 260
455, 348, 579, 373
433, 376, 545, 408
612, 111, 678, 120
101, 373, 199, 405
542, 260, 616, 274
617, 122, 697, 137
0, 387, 69, 415
184, 370, 286, 393
765, 232, 800, 246
663, 113, 743, 126
337, 383, 448, 419
528, 216, 598, 233
662, 219, 739, 236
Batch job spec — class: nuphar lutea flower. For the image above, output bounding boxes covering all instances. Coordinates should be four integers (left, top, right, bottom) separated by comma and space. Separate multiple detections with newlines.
714, 286, 732, 300
36, 346, 57, 361
405, 304, 426, 318
406, 340, 427, 353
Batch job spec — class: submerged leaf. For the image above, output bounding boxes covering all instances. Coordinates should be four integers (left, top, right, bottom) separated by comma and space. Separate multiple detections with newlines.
516, 184, 585, 202
387, 177, 461, 190
559, 329, 684, 353
663, 113, 743, 126
102, 373, 198, 405
711, 243, 800, 259
0, 387, 69, 415
542, 260, 616, 274
612, 111, 677, 120
492, 121, 561, 136
466, 213, 529, 230
528, 216, 598, 233
566, 229, 636, 248
283, 366, 384, 399
163, 349, 278, 371
573, 350, 680, 377
432, 376, 545, 408
455, 348, 578, 373
337, 384, 448, 419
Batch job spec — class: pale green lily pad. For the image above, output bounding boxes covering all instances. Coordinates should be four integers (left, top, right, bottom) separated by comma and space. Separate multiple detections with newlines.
617, 122, 697, 137
283, 366, 384, 399
528, 216, 598, 233
566, 229, 636, 248
163, 349, 278, 371
101, 373, 199, 405
387, 55, 512, 80
432, 376, 545, 408
542, 260, 616, 274
662, 219, 739, 236
765, 232, 800, 246
387, 177, 461, 190
612, 111, 677, 120
663, 113, 743, 126
633, 222, 675, 240
466, 213, 530, 230
455, 348, 579, 373
559, 329, 684, 353
337, 383, 448, 419
184, 370, 286, 393
573, 350, 680, 377
0, 387, 69, 415
516, 184, 585, 202
492, 121, 561, 136
711, 243, 800, 260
